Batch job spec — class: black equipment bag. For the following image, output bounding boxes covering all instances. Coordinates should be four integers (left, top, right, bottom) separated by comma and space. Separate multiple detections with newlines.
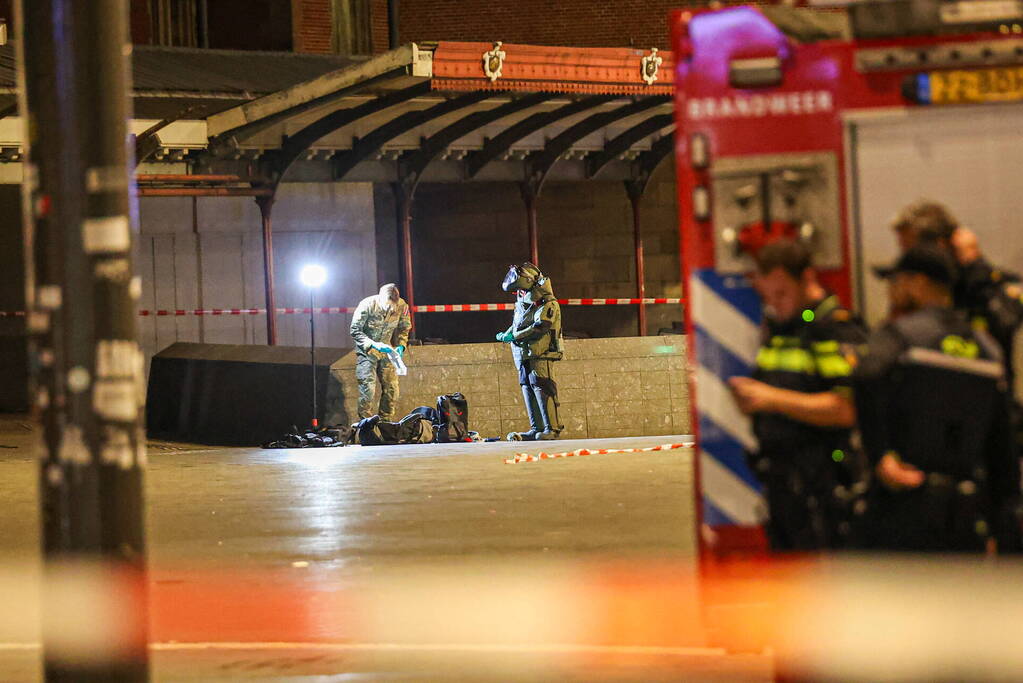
352, 413, 435, 446
410, 405, 441, 424
261, 424, 350, 449
435, 393, 469, 443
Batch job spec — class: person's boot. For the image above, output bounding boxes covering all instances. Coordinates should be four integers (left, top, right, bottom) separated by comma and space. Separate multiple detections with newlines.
532, 386, 563, 440
507, 385, 543, 441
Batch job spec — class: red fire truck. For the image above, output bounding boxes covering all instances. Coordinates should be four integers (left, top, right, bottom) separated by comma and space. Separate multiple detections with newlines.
671, 1, 1023, 551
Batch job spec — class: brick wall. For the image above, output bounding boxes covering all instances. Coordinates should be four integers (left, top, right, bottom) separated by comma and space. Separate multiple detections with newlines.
371, 0, 390, 52
295, 0, 701, 55
289, 0, 390, 55
129, 0, 151, 45
293, 0, 333, 54
388, 0, 684, 52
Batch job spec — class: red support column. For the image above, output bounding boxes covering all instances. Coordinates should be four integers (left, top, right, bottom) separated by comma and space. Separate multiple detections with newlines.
393, 182, 416, 331
626, 180, 647, 336
257, 196, 278, 345
520, 182, 540, 266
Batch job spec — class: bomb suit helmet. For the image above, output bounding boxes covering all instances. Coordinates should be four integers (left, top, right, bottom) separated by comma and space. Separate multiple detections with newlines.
502, 262, 543, 292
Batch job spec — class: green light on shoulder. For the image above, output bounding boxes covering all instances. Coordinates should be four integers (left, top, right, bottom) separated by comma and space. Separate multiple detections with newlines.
831, 449, 845, 463
802, 309, 815, 323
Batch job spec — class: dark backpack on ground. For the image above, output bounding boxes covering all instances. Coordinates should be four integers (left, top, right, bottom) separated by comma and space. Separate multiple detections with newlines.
261, 424, 350, 449
410, 405, 441, 424
352, 413, 435, 446
435, 393, 469, 443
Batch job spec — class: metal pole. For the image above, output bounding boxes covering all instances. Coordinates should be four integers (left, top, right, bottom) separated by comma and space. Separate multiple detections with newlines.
198, 0, 209, 48
387, 0, 400, 50
140, 187, 273, 197
310, 288, 317, 428
393, 182, 415, 331
193, 197, 205, 343
17, 0, 150, 679
257, 196, 278, 345
136, 174, 248, 183
626, 181, 647, 336
520, 183, 540, 266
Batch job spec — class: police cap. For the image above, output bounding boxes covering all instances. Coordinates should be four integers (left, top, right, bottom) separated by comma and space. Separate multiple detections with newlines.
874, 244, 956, 286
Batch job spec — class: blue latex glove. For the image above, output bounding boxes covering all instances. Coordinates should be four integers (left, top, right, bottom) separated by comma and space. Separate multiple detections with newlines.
396, 345, 406, 357
371, 341, 393, 354
496, 331, 514, 343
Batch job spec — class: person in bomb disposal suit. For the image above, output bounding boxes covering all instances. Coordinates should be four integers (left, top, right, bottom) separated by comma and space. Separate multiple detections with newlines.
496, 262, 565, 441
350, 283, 411, 421
729, 241, 868, 551
855, 245, 1021, 552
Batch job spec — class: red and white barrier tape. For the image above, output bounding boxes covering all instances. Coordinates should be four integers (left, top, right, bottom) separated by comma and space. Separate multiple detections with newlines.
415, 303, 514, 312
0, 299, 683, 318
140, 308, 266, 316
138, 307, 352, 316
559, 298, 681, 306
505, 441, 692, 464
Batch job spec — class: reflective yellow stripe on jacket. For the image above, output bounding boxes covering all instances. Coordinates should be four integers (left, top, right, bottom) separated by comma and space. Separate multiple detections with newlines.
756, 337, 815, 374
812, 340, 855, 379
756, 337, 854, 379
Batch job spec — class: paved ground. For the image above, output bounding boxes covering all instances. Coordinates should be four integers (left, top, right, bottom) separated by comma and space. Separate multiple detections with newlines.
0, 417, 771, 681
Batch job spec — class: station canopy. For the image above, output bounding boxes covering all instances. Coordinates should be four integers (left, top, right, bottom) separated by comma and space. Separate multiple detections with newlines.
0, 42, 676, 190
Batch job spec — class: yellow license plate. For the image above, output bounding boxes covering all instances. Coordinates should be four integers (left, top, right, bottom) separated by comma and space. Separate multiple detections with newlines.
928, 66, 1023, 104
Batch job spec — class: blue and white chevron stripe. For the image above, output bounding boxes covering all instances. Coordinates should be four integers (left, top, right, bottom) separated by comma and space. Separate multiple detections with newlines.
691, 269, 766, 526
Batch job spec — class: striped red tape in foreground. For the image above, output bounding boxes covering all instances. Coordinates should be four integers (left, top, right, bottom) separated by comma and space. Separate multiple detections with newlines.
505, 442, 692, 464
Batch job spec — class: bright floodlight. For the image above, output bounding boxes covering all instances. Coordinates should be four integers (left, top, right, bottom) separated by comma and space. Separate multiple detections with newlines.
300, 264, 327, 288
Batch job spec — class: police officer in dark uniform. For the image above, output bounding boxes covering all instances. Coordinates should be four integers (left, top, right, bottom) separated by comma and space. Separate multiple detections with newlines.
890, 202, 1023, 550
891, 200, 1023, 383
855, 245, 1020, 552
729, 240, 868, 551
951, 227, 1023, 384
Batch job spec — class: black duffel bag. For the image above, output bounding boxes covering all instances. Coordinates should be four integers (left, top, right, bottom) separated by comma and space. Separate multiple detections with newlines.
352, 413, 435, 446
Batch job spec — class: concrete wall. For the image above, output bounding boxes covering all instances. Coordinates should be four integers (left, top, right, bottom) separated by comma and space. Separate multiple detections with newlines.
374, 161, 683, 345
136, 182, 376, 370
326, 336, 691, 440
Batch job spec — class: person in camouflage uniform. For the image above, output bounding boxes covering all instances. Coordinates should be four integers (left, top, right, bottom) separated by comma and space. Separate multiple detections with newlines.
350, 283, 411, 420
496, 262, 564, 441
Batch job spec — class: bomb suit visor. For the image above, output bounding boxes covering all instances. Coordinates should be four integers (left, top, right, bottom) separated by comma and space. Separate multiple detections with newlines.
502, 263, 539, 292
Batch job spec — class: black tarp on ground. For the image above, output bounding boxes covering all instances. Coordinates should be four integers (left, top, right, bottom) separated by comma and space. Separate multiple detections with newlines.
146, 342, 348, 446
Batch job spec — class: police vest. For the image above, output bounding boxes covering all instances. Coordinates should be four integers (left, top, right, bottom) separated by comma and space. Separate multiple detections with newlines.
752, 295, 863, 452
955, 259, 1023, 380
873, 307, 1006, 479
